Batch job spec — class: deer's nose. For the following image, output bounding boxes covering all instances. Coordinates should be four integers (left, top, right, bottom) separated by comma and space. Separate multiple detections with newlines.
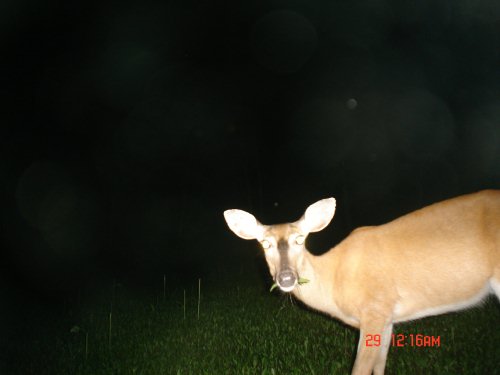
277, 269, 297, 292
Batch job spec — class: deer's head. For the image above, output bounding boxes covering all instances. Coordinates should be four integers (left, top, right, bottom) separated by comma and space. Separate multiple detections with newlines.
224, 198, 336, 292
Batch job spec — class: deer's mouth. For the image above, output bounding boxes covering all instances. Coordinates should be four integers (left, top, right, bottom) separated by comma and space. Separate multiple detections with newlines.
276, 268, 298, 292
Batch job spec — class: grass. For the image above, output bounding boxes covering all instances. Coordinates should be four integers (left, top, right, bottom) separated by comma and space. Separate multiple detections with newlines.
3, 271, 500, 375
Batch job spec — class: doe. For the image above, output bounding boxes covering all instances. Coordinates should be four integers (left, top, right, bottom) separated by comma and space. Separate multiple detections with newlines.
223, 190, 500, 375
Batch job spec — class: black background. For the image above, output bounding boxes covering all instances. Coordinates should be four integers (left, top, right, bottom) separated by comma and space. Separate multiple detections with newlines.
1, 0, 499, 311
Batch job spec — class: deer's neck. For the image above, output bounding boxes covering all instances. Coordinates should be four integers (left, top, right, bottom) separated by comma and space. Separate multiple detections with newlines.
292, 248, 360, 327
292, 249, 334, 304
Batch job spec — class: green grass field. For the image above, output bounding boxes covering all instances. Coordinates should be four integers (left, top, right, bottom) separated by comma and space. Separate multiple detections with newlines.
4, 271, 500, 375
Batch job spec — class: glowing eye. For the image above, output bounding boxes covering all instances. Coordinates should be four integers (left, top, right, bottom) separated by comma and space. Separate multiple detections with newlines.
261, 240, 271, 249
295, 235, 305, 245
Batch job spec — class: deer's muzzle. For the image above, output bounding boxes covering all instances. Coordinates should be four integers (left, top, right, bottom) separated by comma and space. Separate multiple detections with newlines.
276, 268, 298, 292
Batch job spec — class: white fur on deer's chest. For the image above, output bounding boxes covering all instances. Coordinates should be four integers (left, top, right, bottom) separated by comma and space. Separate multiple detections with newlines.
294, 284, 360, 327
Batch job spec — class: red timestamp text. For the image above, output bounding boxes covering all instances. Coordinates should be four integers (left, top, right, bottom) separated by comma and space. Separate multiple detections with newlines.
365, 333, 441, 347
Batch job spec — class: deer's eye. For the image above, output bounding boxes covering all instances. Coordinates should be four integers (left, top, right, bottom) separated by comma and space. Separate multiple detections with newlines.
261, 240, 271, 249
295, 235, 305, 245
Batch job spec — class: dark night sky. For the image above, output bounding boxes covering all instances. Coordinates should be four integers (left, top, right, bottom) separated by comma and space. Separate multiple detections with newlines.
1, 0, 500, 304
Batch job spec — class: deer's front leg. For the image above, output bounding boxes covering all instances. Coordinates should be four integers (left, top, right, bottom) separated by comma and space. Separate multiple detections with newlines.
352, 316, 393, 375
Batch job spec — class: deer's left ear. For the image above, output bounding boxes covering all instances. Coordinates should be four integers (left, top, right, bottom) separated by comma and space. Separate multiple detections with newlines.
298, 198, 336, 233
223, 209, 265, 240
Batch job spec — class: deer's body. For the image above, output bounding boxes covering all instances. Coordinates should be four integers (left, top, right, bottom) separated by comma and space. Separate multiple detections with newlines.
294, 190, 500, 327
223, 190, 500, 375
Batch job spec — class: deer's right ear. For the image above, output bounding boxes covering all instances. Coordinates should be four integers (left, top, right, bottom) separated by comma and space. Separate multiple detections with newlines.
299, 198, 336, 233
223, 209, 265, 240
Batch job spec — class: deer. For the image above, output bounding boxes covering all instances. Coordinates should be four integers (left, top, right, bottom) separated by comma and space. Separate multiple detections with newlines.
223, 190, 500, 375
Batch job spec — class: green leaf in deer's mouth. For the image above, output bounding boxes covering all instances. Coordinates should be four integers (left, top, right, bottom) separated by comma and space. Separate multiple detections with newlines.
270, 277, 309, 292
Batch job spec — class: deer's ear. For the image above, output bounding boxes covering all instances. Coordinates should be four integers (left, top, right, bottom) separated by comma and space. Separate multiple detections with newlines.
298, 198, 336, 233
223, 209, 265, 240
